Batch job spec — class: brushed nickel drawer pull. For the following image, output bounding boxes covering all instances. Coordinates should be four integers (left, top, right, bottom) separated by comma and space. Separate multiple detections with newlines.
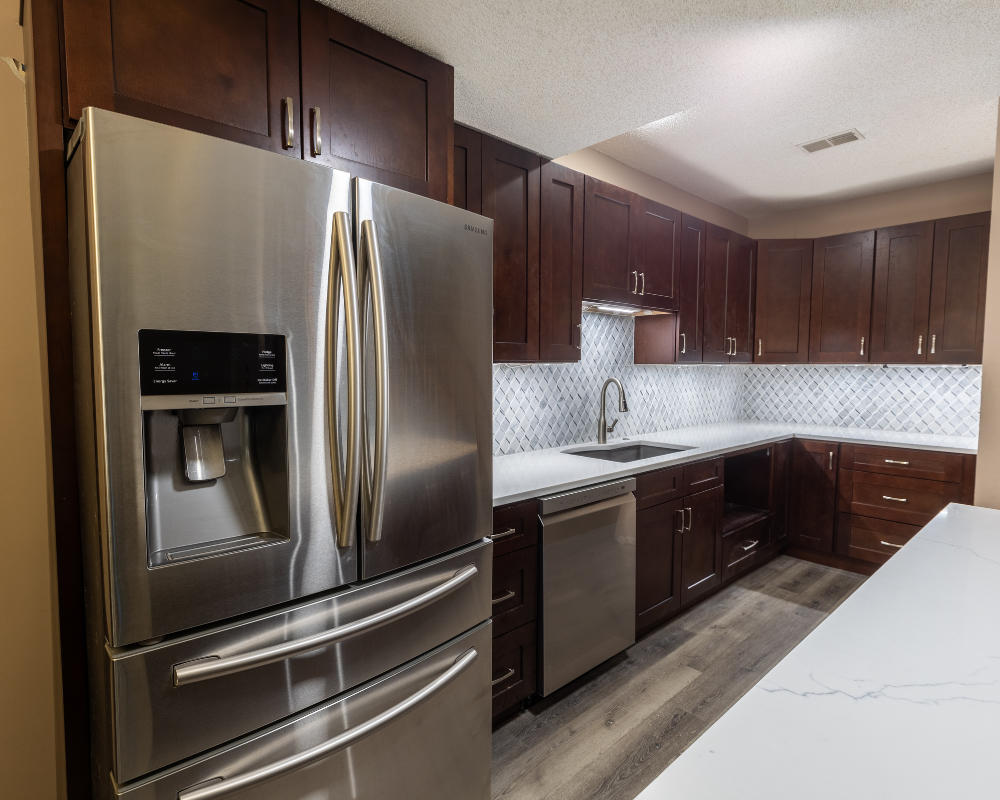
884, 459, 910, 465
917, 335, 922, 355
681, 332, 686, 354
632, 270, 638, 293
740, 540, 759, 551
491, 589, 516, 605
829, 451, 834, 470
882, 495, 907, 503
640, 272, 645, 295
860, 336, 865, 356
880, 541, 904, 549
931, 334, 936, 354
758, 338, 762, 357
490, 527, 517, 541
491, 667, 515, 686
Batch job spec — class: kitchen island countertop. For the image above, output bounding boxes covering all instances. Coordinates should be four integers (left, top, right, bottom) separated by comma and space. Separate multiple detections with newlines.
636, 502, 1000, 799
493, 421, 977, 506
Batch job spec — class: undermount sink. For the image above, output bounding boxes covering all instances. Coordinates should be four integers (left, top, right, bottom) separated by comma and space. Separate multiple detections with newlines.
564, 441, 693, 463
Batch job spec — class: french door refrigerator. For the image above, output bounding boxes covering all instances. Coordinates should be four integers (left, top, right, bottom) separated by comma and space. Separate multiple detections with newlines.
67, 108, 494, 799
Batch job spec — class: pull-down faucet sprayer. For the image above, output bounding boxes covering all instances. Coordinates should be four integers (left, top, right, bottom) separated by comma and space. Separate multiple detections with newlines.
597, 378, 629, 444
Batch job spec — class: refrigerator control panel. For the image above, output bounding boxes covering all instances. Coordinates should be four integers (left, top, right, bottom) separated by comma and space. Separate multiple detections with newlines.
138, 329, 287, 396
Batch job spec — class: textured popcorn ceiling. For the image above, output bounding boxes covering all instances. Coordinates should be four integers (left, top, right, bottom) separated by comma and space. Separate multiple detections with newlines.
320, 0, 1000, 217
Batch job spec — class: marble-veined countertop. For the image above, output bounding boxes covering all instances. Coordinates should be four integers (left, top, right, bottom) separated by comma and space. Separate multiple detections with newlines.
493, 421, 977, 506
635, 502, 1000, 799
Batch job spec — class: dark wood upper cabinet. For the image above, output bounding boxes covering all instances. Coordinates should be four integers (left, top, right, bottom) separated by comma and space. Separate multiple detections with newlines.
677, 214, 706, 362
928, 212, 991, 364
636, 498, 684, 636
634, 314, 678, 365
680, 485, 723, 606
788, 440, 838, 553
809, 230, 875, 363
870, 221, 934, 364
639, 200, 682, 311
583, 176, 642, 305
453, 125, 482, 214
62, 0, 300, 155
754, 240, 812, 363
539, 161, 584, 362
483, 136, 540, 363
300, 2, 454, 201
703, 224, 756, 363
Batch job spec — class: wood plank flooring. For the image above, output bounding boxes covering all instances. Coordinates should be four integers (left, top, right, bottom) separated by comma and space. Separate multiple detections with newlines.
491, 555, 866, 800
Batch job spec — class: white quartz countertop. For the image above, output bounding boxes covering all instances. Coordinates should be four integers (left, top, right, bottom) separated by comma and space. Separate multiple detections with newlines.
636, 502, 1000, 800
493, 421, 977, 506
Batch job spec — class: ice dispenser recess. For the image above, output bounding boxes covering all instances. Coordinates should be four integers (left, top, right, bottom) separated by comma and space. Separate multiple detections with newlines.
138, 329, 290, 566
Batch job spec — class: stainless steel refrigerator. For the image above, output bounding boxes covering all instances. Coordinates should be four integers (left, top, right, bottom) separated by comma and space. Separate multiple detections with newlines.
67, 108, 494, 799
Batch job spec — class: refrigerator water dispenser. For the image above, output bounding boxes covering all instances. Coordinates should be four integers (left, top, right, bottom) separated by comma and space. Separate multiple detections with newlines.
138, 329, 290, 566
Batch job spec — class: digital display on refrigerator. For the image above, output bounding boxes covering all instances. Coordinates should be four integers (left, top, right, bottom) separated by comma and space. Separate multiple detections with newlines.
138, 329, 287, 395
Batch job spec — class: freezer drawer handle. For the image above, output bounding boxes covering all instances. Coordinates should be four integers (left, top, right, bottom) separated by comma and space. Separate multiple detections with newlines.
176, 648, 479, 800
172, 565, 478, 687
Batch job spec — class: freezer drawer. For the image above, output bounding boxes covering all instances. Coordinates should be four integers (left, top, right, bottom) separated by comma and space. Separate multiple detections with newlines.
116, 622, 492, 800
108, 540, 491, 783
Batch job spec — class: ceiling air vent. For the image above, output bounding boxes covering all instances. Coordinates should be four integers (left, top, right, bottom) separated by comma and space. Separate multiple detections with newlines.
798, 129, 864, 154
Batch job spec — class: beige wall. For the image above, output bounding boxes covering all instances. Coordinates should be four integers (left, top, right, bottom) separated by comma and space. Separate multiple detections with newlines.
554, 147, 750, 235
0, 3, 64, 798
975, 106, 1000, 508
749, 172, 994, 239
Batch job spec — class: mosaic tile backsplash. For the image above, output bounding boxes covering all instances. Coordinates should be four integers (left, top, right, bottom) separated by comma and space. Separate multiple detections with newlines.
493, 313, 982, 455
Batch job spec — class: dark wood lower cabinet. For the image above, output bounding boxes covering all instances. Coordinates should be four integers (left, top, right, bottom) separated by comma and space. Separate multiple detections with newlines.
835, 513, 920, 565
680, 485, 724, 605
788, 440, 839, 552
635, 498, 684, 636
491, 622, 537, 719
491, 546, 538, 638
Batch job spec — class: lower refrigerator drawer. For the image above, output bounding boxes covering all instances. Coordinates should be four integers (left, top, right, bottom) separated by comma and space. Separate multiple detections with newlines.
108, 540, 492, 783
116, 622, 492, 800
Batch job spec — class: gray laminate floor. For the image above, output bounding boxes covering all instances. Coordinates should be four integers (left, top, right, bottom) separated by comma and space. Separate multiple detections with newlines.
490, 555, 866, 800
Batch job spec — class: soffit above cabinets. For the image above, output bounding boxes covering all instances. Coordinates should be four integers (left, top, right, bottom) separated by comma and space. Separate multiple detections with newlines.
320, 0, 1000, 219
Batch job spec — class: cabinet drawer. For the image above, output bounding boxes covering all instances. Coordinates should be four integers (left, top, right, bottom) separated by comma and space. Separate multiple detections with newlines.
491, 546, 538, 637
841, 444, 964, 482
491, 499, 539, 557
847, 472, 961, 526
722, 517, 771, 579
684, 457, 724, 495
635, 465, 685, 510
836, 513, 921, 565
491, 622, 537, 718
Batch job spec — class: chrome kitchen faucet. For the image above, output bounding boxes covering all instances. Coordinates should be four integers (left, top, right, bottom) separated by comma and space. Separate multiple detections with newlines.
598, 377, 629, 444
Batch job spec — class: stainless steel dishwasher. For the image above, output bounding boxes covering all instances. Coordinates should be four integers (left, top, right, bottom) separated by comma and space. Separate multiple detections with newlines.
538, 477, 636, 696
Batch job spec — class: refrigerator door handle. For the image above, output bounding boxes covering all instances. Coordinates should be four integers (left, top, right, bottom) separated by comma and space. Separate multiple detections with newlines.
172, 565, 478, 687
328, 210, 363, 547
176, 648, 479, 800
360, 219, 389, 543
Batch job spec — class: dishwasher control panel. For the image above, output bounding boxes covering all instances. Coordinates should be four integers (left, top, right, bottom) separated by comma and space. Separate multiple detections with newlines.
539, 477, 637, 515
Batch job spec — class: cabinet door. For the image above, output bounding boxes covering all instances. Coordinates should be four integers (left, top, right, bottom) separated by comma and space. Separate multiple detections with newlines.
453, 125, 482, 213
636, 499, 684, 636
680, 486, 723, 606
639, 199, 682, 311
677, 214, 706, 362
755, 240, 813, 363
771, 439, 792, 546
483, 136, 540, 362
788, 440, 839, 552
703, 224, 733, 363
539, 161, 584, 362
62, 0, 300, 154
727, 235, 756, 363
301, 2, 453, 200
583, 176, 641, 305
809, 231, 875, 363
870, 222, 934, 364
634, 314, 678, 364
928, 211, 991, 364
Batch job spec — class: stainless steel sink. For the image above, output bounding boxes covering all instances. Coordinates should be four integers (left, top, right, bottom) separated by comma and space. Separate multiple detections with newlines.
564, 441, 693, 463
